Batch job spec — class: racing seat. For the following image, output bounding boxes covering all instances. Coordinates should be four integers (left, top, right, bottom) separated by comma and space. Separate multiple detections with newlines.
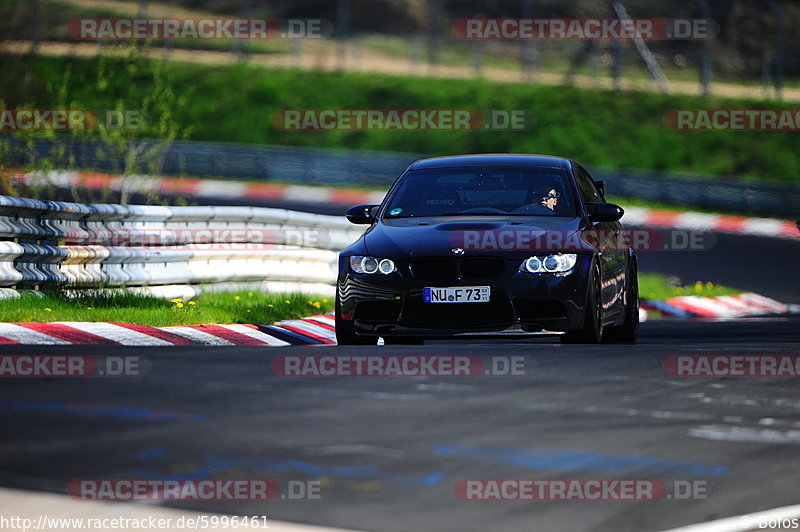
423, 188, 462, 215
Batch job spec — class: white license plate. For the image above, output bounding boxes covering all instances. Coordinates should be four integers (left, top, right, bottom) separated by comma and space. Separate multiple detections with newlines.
424, 286, 490, 303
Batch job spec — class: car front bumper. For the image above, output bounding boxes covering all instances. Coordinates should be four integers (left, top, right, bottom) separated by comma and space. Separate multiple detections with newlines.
337, 255, 592, 337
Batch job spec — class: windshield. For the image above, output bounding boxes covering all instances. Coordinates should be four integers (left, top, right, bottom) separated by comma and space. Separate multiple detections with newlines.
382, 166, 577, 218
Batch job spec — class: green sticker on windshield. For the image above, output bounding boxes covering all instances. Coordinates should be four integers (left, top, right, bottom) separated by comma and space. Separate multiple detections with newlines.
389, 208, 403, 216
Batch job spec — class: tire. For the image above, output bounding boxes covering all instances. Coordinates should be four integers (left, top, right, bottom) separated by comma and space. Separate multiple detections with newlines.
603, 264, 639, 343
561, 263, 603, 344
383, 336, 425, 345
335, 295, 378, 345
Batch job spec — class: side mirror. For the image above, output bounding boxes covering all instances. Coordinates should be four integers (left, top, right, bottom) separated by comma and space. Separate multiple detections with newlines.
345, 204, 379, 225
586, 202, 624, 223
594, 180, 606, 197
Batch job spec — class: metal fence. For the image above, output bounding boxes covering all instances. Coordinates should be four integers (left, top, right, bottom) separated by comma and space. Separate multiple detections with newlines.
593, 168, 800, 220
7, 138, 412, 186
13, 0, 797, 99
0, 194, 366, 297
7, 138, 800, 219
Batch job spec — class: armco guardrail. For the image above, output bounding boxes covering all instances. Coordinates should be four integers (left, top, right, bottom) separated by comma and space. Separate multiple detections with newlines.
8, 138, 800, 218
596, 168, 800, 220
0, 195, 365, 295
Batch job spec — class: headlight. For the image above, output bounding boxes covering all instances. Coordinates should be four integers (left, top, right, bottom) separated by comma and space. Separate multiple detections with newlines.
520, 254, 577, 274
349, 255, 396, 275
378, 258, 396, 274
523, 256, 542, 272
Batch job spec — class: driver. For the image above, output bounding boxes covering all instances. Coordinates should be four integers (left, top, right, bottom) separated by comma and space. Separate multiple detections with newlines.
536, 187, 560, 211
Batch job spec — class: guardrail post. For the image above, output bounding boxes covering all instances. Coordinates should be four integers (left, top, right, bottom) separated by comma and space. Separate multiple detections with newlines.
768, 0, 785, 101
336, 0, 349, 70
30, 0, 41, 54
426, 0, 441, 72
696, 0, 712, 96
519, 0, 535, 81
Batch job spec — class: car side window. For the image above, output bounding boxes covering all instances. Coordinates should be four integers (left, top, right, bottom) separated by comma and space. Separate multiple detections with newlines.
574, 166, 602, 206
580, 166, 606, 201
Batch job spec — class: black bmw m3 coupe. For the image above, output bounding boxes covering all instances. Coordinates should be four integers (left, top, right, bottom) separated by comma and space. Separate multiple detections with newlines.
336, 154, 639, 345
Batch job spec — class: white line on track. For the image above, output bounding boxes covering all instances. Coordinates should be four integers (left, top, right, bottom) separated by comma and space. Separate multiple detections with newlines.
657, 503, 800, 531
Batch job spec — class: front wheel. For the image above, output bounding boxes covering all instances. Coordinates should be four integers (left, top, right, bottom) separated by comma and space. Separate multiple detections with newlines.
561, 263, 603, 344
603, 264, 639, 343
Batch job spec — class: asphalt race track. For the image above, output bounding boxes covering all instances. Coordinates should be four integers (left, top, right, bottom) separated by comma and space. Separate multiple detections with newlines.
1, 195, 798, 531
1, 317, 799, 532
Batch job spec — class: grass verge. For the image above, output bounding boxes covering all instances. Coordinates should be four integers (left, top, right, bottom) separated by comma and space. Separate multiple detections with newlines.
638, 273, 741, 301
3, 54, 800, 183
0, 274, 741, 326
0, 290, 333, 326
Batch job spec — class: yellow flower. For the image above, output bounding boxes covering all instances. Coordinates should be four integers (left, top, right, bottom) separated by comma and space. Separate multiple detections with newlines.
176, 302, 184, 308
248, 292, 254, 297
171, 298, 183, 303
322, 298, 329, 303
234, 296, 241, 301
706, 282, 714, 289
313, 301, 321, 308
695, 281, 703, 291
86, 307, 93, 310
284, 300, 291, 304
44, 307, 52, 312
188, 301, 196, 306
267, 304, 274, 308
247, 309, 251, 312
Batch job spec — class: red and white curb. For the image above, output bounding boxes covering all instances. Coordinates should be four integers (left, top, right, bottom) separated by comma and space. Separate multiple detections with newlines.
9, 169, 387, 207
10, 169, 800, 240
2, 294, 795, 345
0, 315, 336, 346
622, 207, 799, 240
641, 292, 799, 319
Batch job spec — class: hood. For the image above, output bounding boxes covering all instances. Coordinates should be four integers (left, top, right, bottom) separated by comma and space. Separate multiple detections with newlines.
362, 216, 583, 258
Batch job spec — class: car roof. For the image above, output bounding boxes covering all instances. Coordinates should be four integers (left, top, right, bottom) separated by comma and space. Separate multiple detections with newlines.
410, 154, 571, 170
